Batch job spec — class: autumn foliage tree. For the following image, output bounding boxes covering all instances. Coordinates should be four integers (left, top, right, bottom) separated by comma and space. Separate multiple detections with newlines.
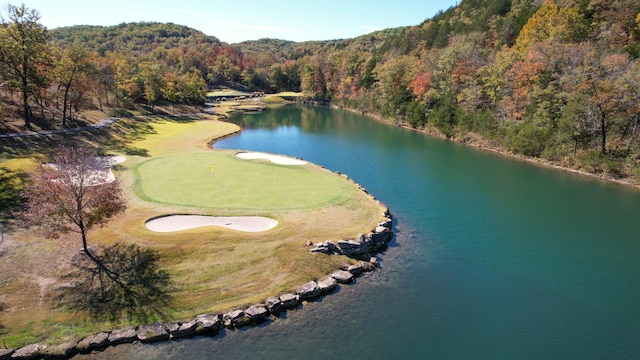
54, 44, 97, 126
19, 145, 126, 262
0, 4, 51, 129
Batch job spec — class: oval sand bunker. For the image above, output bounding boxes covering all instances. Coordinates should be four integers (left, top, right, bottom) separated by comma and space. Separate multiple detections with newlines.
146, 215, 278, 233
236, 152, 307, 165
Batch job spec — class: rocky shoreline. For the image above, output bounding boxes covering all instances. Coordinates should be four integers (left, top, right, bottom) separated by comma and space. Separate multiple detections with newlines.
1, 209, 393, 360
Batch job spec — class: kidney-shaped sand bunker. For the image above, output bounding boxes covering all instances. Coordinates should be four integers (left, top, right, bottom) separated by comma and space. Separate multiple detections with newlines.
145, 214, 278, 233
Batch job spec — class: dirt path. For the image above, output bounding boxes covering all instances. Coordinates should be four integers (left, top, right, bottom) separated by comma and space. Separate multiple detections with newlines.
0, 117, 121, 139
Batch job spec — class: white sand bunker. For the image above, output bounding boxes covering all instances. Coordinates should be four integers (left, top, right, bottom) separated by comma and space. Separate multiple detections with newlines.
146, 215, 278, 233
236, 152, 307, 165
46, 155, 126, 185
88, 155, 126, 184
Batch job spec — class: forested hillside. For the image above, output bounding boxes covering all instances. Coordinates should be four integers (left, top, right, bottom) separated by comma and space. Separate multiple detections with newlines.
1, 0, 640, 183
248, 0, 640, 181
250, 0, 640, 183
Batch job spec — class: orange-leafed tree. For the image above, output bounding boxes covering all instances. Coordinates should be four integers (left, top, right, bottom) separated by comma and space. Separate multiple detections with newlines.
410, 71, 432, 99
501, 61, 545, 121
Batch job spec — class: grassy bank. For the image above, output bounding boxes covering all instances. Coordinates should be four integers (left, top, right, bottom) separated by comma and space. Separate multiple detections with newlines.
0, 114, 385, 347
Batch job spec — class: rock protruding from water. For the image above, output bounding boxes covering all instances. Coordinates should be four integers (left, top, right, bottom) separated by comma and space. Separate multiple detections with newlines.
40, 341, 77, 358
0, 349, 14, 360
137, 323, 169, 343
318, 276, 337, 293
196, 313, 222, 333
10, 344, 45, 359
108, 328, 138, 345
245, 305, 269, 322
280, 293, 300, 309
76, 332, 109, 353
331, 269, 354, 283
295, 281, 321, 300
266, 297, 282, 314
173, 320, 199, 339
0, 349, 15, 360
223, 310, 246, 328
337, 239, 362, 255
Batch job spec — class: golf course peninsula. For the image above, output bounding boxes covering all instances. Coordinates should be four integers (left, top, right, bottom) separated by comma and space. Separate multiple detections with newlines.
0, 111, 393, 358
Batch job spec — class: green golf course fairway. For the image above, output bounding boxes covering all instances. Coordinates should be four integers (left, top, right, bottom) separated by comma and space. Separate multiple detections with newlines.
134, 151, 352, 210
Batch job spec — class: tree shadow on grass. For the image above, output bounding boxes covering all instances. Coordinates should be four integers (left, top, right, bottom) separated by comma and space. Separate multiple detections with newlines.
56, 243, 173, 324
0, 167, 27, 213
0, 301, 5, 333
0, 117, 153, 159
0, 167, 28, 231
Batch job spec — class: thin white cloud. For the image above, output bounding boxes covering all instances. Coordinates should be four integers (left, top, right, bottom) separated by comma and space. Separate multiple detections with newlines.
211, 18, 308, 37
361, 25, 382, 33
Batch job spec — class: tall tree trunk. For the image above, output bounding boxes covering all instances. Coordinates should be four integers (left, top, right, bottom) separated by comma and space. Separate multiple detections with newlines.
104, 85, 110, 106
22, 85, 30, 129
80, 223, 89, 254
626, 118, 638, 157
62, 84, 72, 128
600, 111, 607, 155
22, 53, 31, 129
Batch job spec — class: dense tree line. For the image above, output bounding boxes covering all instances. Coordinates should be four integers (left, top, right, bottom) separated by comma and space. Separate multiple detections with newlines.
236, 0, 640, 180
2, 0, 640, 180
0, 6, 214, 128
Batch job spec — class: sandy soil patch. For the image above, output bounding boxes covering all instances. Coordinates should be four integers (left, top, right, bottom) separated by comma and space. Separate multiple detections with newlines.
90, 155, 126, 184
145, 215, 278, 233
236, 152, 307, 165
46, 155, 126, 185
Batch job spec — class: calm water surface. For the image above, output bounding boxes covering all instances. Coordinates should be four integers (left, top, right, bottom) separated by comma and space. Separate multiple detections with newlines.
88, 105, 640, 359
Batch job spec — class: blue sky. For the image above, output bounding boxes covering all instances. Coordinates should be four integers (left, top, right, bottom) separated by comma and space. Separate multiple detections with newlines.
10, 0, 459, 43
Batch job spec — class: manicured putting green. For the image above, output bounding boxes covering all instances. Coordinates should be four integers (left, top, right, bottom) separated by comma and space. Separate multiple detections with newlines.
134, 151, 353, 210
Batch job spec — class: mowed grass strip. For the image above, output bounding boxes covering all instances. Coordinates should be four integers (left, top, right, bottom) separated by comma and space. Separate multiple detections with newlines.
134, 151, 351, 210
129, 117, 240, 156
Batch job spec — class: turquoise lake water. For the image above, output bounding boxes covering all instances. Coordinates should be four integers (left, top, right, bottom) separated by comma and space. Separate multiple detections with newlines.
88, 105, 640, 359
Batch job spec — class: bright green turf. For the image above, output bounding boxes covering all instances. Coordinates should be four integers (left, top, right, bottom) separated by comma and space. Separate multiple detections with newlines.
133, 151, 353, 211
206, 89, 248, 97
